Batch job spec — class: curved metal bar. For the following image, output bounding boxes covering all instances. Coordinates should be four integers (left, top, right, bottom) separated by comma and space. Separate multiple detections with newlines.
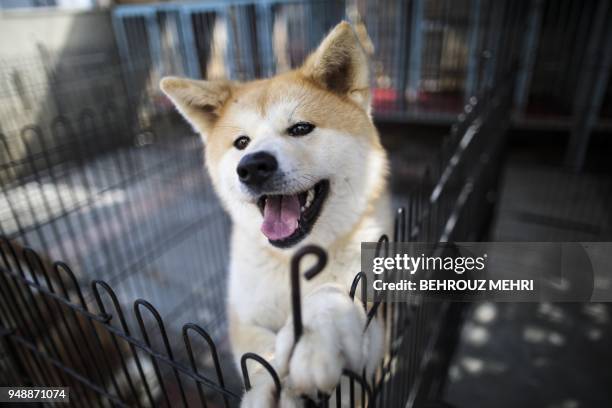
240, 352, 281, 402
183, 323, 229, 407
349, 272, 367, 312
19, 248, 95, 381
1, 239, 77, 388
133, 299, 172, 406
290, 245, 327, 342
50, 115, 77, 151
0, 237, 26, 277
29, 250, 116, 402
374, 234, 389, 258
92, 280, 154, 407
133, 299, 170, 351
20, 124, 44, 139
0, 237, 10, 270
53, 261, 89, 309
91, 280, 124, 327
93, 281, 156, 404
20, 247, 47, 286
366, 301, 381, 330
134, 298, 188, 407
50, 115, 74, 132
342, 369, 374, 407
19, 126, 46, 173
367, 234, 391, 329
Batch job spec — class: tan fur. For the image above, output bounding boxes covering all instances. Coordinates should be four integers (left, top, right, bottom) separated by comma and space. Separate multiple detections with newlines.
161, 22, 389, 406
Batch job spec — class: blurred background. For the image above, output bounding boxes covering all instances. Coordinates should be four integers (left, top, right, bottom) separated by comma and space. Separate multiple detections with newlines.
0, 0, 611, 407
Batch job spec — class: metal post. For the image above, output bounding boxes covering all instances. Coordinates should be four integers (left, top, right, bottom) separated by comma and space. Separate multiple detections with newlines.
513, 0, 543, 114
394, 0, 409, 109
565, 2, 612, 171
483, 0, 506, 90
234, 5, 256, 80
112, 11, 132, 72
179, 8, 202, 79
570, 0, 609, 116
256, 2, 275, 77
464, 0, 482, 102
145, 10, 163, 78
111, 11, 137, 116
407, 0, 424, 102
306, 0, 321, 51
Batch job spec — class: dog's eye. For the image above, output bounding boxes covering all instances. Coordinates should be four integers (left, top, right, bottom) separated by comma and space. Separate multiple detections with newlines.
287, 122, 315, 137
233, 135, 250, 150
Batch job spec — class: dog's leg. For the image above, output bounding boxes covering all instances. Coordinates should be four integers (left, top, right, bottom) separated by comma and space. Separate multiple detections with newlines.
230, 320, 278, 407
231, 319, 303, 407
274, 284, 384, 400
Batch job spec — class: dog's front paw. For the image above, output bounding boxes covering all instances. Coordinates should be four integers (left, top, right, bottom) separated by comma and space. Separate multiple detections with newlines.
241, 382, 301, 408
241, 381, 276, 408
275, 285, 383, 398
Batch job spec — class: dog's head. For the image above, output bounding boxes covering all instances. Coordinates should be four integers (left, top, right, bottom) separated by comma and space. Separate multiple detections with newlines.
161, 22, 387, 250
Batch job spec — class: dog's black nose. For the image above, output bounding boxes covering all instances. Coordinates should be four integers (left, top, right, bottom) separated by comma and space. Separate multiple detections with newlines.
237, 151, 278, 187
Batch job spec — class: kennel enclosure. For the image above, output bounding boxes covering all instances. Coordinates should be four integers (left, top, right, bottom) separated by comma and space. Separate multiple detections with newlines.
1, 0, 611, 407
0, 71, 518, 407
0, 87, 513, 408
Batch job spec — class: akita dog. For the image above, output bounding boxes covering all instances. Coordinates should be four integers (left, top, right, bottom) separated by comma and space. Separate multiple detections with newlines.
161, 22, 390, 406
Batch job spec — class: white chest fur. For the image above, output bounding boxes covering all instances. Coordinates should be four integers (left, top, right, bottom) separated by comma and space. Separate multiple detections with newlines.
228, 237, 358, 331
227, 197, 390, 333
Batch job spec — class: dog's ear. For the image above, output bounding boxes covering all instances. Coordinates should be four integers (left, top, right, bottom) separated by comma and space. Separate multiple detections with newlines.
301, 21, 370, 111
160, 77, 233, 140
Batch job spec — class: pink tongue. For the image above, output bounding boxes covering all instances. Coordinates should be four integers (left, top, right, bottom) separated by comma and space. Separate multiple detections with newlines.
261, 194, 300, 241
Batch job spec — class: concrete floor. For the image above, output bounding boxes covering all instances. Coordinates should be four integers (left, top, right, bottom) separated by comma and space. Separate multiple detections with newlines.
444, 150, 612, 408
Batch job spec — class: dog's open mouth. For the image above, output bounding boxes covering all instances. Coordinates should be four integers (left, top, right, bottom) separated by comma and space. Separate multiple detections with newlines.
257, 180, 329, 248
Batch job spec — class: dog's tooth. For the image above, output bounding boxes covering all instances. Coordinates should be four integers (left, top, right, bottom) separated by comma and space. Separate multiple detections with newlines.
306, 188, 315, 208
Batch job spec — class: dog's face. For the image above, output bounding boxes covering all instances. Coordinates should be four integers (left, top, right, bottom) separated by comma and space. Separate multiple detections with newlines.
161, 22, 387, 250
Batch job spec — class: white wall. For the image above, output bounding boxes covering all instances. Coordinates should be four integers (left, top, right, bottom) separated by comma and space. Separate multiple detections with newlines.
0, 8, 115, 57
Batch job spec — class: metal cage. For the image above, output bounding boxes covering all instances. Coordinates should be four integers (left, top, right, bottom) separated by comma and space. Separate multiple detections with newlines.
0, 71, 517, 407
0, 0, 539, 407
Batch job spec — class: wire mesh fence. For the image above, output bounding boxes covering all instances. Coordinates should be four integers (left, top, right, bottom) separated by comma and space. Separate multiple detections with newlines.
107, 0, 611, 128
2, 0, 610, 135
0, 107, 231, 343
111, 0, 517, 122
0, 61, 517, 407
3, 0, 607, 406
0, 1, 525, 404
